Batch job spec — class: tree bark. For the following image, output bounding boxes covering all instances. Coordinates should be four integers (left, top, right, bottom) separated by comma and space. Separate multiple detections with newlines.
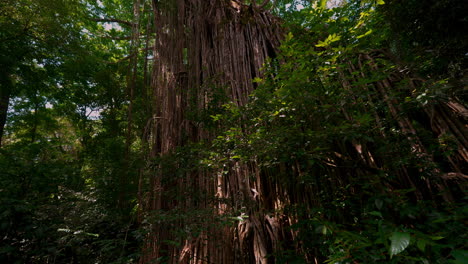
140, 1, 283, 263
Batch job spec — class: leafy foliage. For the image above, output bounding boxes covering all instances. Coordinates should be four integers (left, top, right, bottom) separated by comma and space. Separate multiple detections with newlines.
0, 0, 147, 263
1, 0, 466, 263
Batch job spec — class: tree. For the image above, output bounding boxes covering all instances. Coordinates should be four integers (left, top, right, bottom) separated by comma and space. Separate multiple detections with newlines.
0, 0, 85, 146
139, 0, 283, 263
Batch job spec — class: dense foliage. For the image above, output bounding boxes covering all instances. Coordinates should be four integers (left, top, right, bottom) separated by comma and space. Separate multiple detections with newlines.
206, 4, 467, 262
0, 0, 147, 262
1, 0, 466, 263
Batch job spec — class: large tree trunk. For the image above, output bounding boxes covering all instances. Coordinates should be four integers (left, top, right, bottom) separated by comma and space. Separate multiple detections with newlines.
140, 0, 282, 263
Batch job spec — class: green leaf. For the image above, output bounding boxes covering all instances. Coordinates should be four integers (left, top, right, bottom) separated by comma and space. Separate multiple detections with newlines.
83, 232, 99, 237
416, 239, 426, 251
253, 77, 263, 83
319, 0, 328, 9
369, 211, 383, 218
316, 33, 341, 47
389, 232, 410, 258
315, 225, 328, 235
451, 250, 468, 264
357, 29, 373, 39
376, 0, 385, 5
375, 199, 383, 210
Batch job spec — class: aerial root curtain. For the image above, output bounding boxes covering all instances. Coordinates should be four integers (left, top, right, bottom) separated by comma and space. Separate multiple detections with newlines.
140, 1, 283, 263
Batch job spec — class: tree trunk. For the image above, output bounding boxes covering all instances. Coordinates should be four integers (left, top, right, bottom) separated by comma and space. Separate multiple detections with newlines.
140, 1, 282, 263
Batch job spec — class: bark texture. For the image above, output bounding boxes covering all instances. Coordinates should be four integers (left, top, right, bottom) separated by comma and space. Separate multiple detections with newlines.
140, 1, 283, 263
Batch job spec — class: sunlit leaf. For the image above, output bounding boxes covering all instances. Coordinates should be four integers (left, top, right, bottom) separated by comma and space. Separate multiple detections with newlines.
389, 232, 410, 258
315, 33, 341, 47
315, 225, 329, 235
319, 0, 328, 9
357, 29, 373, 39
